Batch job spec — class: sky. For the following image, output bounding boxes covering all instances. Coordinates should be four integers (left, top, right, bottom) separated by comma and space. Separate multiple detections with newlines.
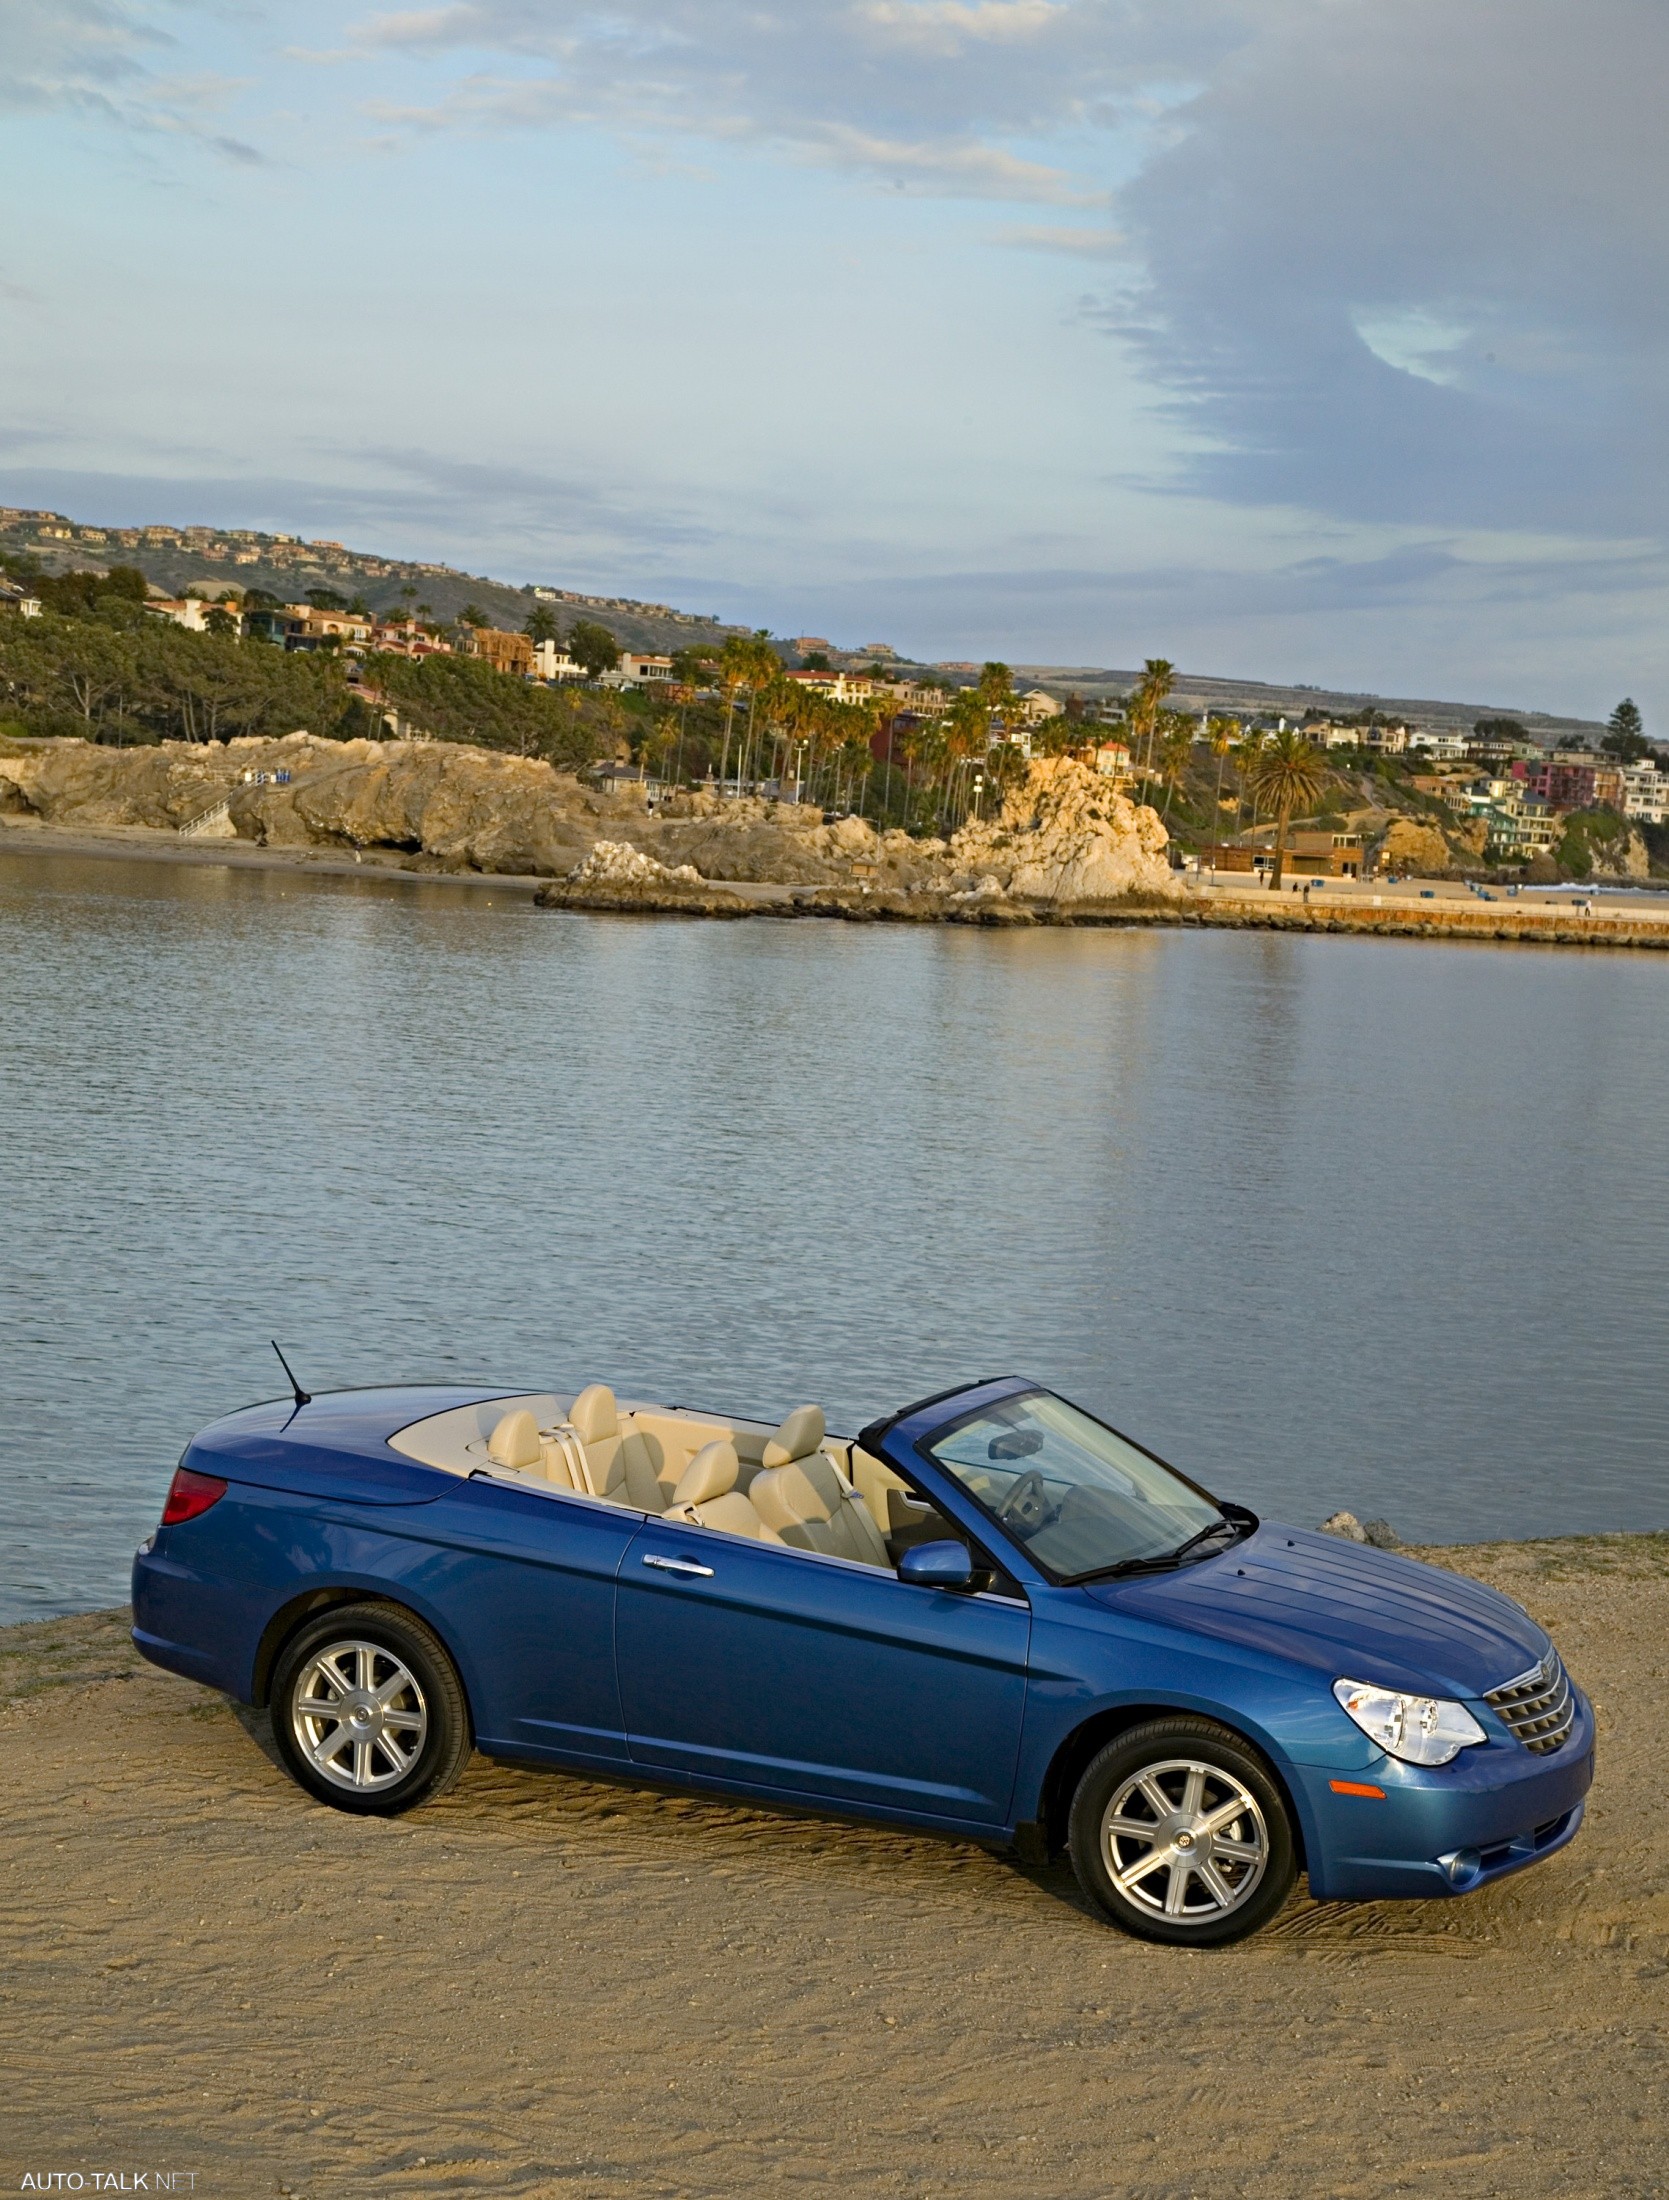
2, 0, 1665, 719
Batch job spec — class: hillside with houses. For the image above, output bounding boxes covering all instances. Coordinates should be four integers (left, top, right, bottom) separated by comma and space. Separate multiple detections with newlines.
0, 502, 1658, 885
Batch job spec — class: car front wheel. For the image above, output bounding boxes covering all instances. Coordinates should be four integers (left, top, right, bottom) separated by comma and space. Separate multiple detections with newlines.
271, 1602, 472, 1816
1067, 1716, 1298, 1945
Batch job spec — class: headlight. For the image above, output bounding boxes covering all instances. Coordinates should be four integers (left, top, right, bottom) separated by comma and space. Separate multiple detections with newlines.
1333, 1677, 1487, 1767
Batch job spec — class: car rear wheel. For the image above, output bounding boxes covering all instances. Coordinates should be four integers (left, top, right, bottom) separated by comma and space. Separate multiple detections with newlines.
1067, 1716, 1297, 1945
271, 1603, 472, 1816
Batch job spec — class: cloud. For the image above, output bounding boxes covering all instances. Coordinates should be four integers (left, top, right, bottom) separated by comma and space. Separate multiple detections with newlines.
801, 127, 1100, 203
853, 2, 1069, 54
0, 2, 264, 158
345, 0, 1249, 188
0, 440, 724, 566
333, 0, 1669, 554
996, 222, 1124, 255
659, 536, 1665, 709
12, 0, 1664, 707
1100, 0, 1669, 538
803, 539, 1669, 629
0, 0, 162, 117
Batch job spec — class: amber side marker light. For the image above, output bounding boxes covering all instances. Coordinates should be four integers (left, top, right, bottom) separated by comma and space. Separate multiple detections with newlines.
1329, 1779, 1387, 1799
161, 1466, 229, 1525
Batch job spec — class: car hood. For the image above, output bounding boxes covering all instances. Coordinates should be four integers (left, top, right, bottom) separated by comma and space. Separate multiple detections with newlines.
1082, 1524, 1549, 1698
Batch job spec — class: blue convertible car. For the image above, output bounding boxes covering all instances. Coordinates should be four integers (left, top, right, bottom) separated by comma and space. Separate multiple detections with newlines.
133, 1375, 1593, 1945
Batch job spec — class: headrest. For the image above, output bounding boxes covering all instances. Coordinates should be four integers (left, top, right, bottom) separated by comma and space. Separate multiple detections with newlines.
673, 1440, 739, 1509
568, 1384, 618, 1443
751, 1459, 834, 1534
487, 1408, 542, 1471
762, 1404, 826, 1469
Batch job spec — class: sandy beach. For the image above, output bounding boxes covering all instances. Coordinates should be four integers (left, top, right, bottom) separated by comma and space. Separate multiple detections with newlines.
2, 1532, 1664, 2198
0, 815, 552, 894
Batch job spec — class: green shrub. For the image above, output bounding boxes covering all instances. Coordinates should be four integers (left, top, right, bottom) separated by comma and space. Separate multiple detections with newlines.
0, 610, 360, 745
1557, 807, 1628, 879
367, 652, 611, 768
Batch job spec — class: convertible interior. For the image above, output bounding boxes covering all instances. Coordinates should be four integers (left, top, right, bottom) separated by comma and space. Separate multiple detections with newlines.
389, 1386, 964, 1573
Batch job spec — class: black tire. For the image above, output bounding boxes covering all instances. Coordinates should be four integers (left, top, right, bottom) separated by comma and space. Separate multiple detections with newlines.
270, 1601, 472, 1816
1067, 1715, 1297, 1946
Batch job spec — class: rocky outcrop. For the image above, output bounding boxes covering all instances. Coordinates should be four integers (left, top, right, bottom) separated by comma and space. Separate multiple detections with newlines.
567, 839, 703, 888
0, 735, 1178, 906
0, 735, 259, 830
536, 841, 756, 917
1377, 817, 1457, 876
1596, 827, 1650, 881
943, 757, 1175, 901
230, 739, 602, 876
0, 732, 606, 875
1319, 1510, 1402, 1548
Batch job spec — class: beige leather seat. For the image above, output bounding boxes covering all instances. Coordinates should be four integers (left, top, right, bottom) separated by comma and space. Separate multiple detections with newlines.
565, 1384, 668, 1510
485, 1405, 588, 1492
665, 1440, 782, 1542
749, 1407, 892, 1568
487, 1408, 544, 1472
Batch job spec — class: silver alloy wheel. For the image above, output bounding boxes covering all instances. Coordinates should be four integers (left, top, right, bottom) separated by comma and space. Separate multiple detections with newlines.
290, 1639, 429, 1793
1100, 1756, 1270, 1921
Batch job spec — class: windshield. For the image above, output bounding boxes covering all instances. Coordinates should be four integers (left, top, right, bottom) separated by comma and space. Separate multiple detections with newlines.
923, 1390, 1227, 1581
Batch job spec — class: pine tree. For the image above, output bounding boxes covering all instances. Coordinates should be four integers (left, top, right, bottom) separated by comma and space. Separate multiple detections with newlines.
1603, 698, 1647, 762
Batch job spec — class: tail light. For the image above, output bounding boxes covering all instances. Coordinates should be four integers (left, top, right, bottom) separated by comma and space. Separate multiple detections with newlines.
161, 1466, 229, 1525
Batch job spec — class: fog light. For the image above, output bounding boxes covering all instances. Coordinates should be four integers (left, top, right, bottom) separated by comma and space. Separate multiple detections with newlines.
1439, 1847, 1481, 1889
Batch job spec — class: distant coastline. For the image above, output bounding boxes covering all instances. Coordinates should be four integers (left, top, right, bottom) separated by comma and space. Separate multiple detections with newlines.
8, 811, 1669, 950
0, 502, 1611, 740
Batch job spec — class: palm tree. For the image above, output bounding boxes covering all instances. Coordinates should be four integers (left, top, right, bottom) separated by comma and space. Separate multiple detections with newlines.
1127, 657, 1175, 794
1205, 715, 1237, 871
1154, 712, 1196, 821
1247, 729, 1328, 889
1235, 725, 1267, 839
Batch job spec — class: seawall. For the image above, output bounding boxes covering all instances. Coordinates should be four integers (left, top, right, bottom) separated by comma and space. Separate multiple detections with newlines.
540, 877, 1669, 950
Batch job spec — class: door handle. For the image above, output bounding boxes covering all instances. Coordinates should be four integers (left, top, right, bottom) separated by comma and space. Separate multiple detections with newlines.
642, 1554, 715, 1578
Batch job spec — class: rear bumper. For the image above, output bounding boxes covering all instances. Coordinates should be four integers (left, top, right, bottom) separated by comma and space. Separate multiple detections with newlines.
1299, 1695, 1595, 1900
132, 1540, 253, 1698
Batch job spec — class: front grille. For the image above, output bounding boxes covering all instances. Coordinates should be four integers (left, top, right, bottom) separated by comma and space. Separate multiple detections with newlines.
1485, 1651, 1576, 1755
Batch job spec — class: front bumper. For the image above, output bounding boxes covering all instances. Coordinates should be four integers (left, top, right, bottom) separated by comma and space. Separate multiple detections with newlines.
1299, 1691, 1596, 1901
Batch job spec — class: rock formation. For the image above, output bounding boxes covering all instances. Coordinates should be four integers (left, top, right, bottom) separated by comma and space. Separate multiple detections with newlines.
0, 734, 259, 831
943, 756, 1176, 902
0, 734, 1179, 907
1596, 827, 1650, 881
1377, 817, 1456, 876
567, 840, 703, 888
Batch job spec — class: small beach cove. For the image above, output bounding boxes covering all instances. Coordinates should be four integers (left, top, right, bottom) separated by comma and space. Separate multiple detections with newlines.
4, 1531, 1665, 2197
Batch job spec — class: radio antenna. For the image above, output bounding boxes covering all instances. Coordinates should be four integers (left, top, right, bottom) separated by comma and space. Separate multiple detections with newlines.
271, 1339, 312, 1408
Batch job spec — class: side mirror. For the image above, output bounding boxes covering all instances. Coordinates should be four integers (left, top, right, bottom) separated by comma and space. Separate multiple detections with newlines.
898, 1540, 975, 1591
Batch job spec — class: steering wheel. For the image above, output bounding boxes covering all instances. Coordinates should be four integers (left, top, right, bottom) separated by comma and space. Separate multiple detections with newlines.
995, 1467, 1052, 1535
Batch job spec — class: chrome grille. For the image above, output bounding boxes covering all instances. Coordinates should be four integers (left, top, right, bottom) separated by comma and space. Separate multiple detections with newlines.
1485, 1651, 1575, 1755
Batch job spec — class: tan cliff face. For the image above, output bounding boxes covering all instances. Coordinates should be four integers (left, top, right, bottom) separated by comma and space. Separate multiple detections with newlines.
0, 735, 1177, 903
1378, 816, 1456, 876
946, 755, 1175, 901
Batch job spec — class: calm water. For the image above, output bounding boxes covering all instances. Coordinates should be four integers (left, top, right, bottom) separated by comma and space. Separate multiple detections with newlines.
2, 846, 1666, 1624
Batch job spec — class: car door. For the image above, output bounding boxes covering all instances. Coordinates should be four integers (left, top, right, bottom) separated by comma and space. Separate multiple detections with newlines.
414, 1473, 644, 1765
614, 1516, 1031, 1827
